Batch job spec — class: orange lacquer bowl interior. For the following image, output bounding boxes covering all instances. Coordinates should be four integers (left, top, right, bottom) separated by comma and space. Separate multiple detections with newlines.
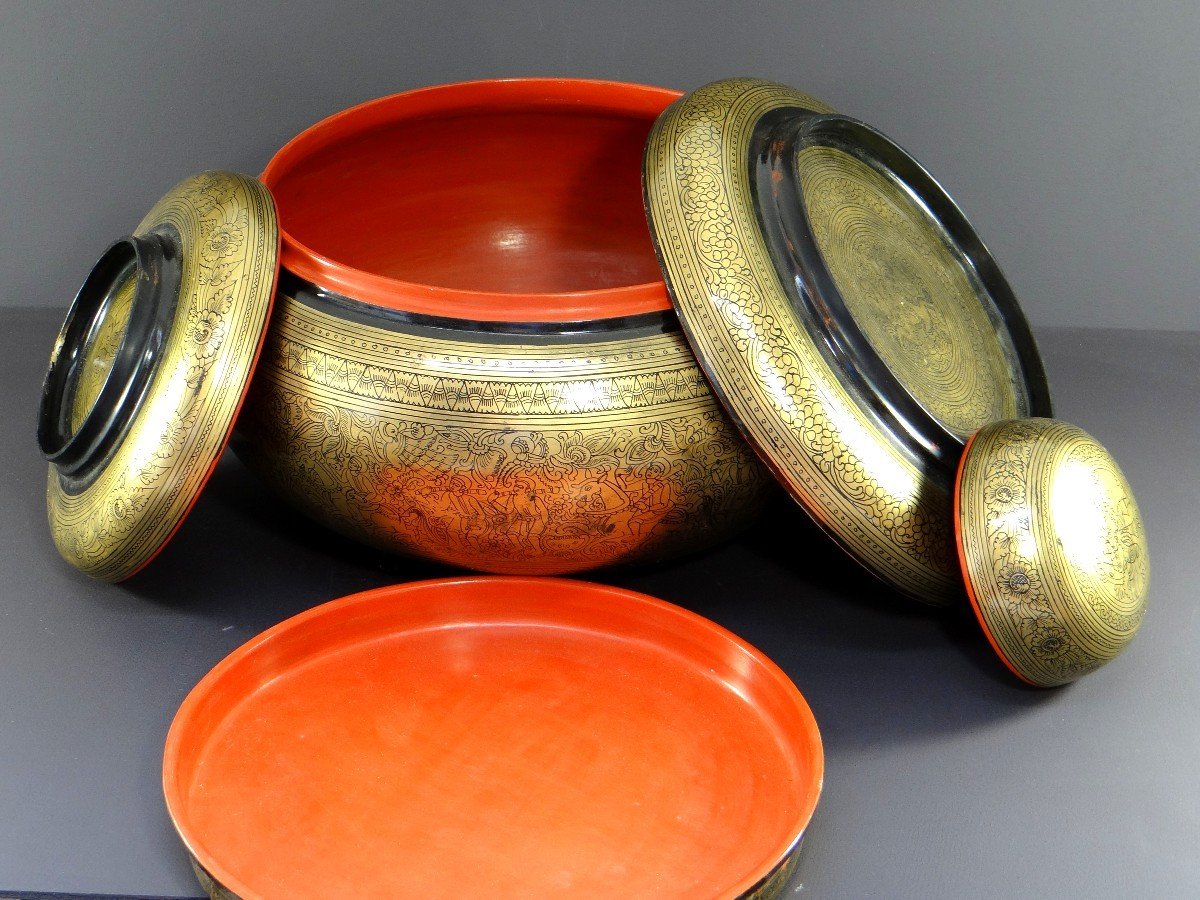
261, 79, 681, 322
163, 578, 823, 898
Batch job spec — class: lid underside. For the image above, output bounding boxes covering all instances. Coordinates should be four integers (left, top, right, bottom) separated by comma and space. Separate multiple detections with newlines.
43, 172, 278, 581
793, 141, 1024, 440
643, 79, 1049, 605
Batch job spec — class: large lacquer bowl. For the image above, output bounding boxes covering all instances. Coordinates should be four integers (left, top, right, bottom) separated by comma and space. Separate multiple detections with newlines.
234, 79, 773, 574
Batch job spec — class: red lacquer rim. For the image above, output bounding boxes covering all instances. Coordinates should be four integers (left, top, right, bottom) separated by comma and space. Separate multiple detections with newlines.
163, 576, 824, 898
261, 79, 682, 323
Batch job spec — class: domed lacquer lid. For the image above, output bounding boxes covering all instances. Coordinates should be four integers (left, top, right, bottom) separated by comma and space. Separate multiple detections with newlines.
39, 172, 278, 580
955, 418, 1149, 687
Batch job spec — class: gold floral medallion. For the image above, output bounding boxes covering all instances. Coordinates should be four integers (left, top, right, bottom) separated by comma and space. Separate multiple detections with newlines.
795, 145, 1021, 438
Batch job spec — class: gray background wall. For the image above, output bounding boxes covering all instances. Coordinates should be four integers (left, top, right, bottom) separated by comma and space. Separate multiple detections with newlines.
3, 0, 1196, 330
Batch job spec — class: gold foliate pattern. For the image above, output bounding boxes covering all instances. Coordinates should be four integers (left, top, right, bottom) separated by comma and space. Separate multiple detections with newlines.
644, 78, 959, 604
270, 336, 712, 413
957, 418, 1149, 686
47, 172, 277, 581
234, 294, 773, 575
796, 145, 1018, 438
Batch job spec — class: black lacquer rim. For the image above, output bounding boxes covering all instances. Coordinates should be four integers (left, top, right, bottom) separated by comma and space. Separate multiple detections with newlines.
278, 270, 679, 345
751, 110, 1052, 480
38, 229, 182, 491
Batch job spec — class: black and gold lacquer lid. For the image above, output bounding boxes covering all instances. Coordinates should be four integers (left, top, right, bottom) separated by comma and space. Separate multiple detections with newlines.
955, 419, 1149, 686
643, 78, 1051, 605
39, 172, 278, 580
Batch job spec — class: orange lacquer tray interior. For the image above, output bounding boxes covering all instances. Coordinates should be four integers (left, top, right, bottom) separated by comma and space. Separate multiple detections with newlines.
163, 577, 823, 898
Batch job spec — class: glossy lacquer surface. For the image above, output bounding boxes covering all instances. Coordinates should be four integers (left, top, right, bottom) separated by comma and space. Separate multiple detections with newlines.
262, 79, 676, 321
163, 578, 823, 899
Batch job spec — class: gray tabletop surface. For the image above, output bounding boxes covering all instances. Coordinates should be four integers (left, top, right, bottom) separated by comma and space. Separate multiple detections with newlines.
1, 307, 1196, 899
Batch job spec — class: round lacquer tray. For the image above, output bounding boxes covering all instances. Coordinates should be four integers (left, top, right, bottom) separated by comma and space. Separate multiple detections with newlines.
163, 577, 823, 899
